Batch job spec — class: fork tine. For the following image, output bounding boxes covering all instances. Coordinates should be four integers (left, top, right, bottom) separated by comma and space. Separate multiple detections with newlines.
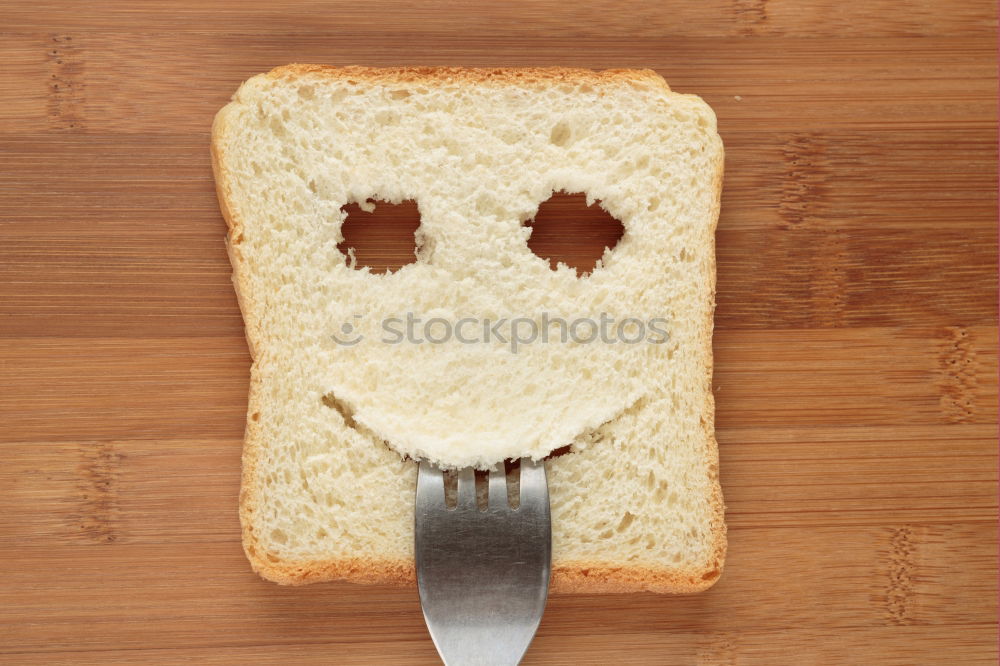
456, 467, 476, 509
488, 464, 508, 509
517, 457, 548, 509
415, 461, 445, 511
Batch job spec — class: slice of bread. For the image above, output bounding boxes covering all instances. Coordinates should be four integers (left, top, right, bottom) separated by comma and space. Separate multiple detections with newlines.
212, 66, 725, 593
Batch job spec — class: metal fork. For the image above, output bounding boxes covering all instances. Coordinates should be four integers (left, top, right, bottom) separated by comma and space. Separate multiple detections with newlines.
415, 459, 552, 666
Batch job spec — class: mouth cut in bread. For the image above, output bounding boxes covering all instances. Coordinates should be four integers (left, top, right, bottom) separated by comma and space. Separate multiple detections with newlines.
212, 65, 725, 593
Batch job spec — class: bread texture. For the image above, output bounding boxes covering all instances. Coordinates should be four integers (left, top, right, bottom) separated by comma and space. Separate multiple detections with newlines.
212, 66, 725, 593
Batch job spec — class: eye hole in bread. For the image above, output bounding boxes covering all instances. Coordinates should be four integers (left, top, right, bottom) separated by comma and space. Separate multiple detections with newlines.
525, 192, 624, 277
336, 199, 422, 273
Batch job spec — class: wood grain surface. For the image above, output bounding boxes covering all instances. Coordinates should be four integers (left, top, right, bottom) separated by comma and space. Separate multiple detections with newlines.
1, 1, 997, 663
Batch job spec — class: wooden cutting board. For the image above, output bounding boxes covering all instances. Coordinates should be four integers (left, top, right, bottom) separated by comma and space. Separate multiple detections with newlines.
1, 2, 997, 663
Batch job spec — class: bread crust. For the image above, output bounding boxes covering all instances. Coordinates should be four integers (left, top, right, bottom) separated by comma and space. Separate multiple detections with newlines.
212, 65, 725, 594
267, 64, 670, 90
